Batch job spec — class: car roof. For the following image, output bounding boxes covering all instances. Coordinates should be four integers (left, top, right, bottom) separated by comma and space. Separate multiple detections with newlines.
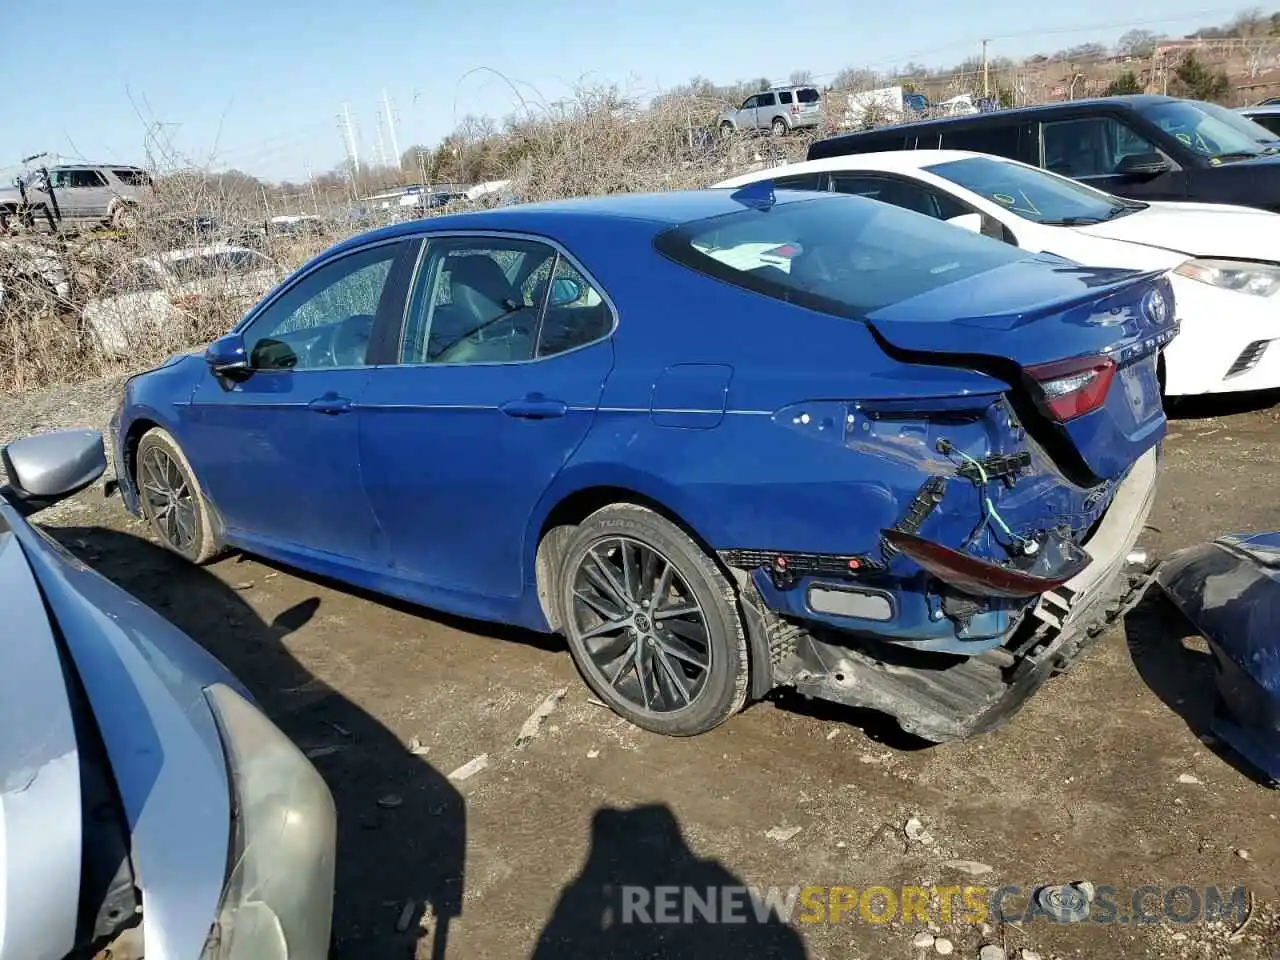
324, 188, 826, 255
1239, 104, 1280, 116
52, 162, 146, 171
725, 149, 997, 181
813, 95, 1180, 145
147, 244, 264, 264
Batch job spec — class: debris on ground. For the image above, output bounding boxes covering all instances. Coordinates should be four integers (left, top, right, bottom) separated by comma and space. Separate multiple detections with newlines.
933, 935, 953, 954
377, 793, 404, 809
825, 728, 839, 740
1032, 880, 1095, 922
394, 899, 417, 932
905, 815, 934, 845
911, 931, 935, 950
408, 736, 430, 756
516, 687, 569, 748
1177, 772, 1201, 784
765, 825, 803, 843
1235, 847, 1251, 860
1019, 951, 1041, 960
448, 753, 490, 782
979, 945, 1006, 960
233, 581, 254, 590
586, 749, 600, 759
942, 859, 993, 877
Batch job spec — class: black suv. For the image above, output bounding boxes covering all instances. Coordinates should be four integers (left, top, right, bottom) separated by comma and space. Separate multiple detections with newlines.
808, 95, 1280, 211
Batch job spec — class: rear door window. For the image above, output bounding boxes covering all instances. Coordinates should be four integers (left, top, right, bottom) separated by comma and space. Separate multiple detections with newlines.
828, 173, 968, 220
938, 123, 1021, 159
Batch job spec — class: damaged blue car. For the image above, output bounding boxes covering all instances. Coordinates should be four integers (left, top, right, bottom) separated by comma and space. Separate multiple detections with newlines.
110, 185, 1175, 741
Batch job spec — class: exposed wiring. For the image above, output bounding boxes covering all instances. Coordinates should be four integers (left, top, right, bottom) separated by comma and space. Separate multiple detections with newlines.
946, 445, 1038, 555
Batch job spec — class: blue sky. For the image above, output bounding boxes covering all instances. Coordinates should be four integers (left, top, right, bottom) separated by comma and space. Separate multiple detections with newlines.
2, 0, 1251, 182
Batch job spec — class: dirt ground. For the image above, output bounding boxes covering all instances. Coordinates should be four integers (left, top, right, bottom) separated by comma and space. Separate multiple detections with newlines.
8, 378, 1280, 960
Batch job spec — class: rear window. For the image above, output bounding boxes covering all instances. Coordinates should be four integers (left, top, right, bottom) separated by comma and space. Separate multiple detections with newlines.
655, 194, 1026, 319
797, 88, 821, 103
112, 169, 152, 187
168, 250, 272, 283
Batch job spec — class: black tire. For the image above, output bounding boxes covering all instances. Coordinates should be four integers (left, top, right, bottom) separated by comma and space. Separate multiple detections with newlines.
771, 116, 788, 136
135, 427, 222, 564
553, 503, 749, 736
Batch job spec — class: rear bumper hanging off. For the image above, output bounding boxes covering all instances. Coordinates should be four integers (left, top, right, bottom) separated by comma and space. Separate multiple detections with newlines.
753, 445, 1162, 742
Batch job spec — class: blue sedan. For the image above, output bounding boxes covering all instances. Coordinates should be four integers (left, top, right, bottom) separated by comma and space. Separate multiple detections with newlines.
111, 185, 1174, 741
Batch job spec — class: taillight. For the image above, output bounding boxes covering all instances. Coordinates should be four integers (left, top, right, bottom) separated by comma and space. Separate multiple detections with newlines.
790, 104, 799, 115
1026, 355, 1116, 422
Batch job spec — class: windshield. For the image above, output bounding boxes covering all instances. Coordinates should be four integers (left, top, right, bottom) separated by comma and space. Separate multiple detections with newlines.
655, 194, 1027, 319
924, 156, 1140, 225
1138, 100, 1280, 159
168, 250, 273, 283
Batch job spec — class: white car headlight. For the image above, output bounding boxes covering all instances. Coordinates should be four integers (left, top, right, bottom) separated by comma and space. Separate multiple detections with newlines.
200, 683, 336, 960
1173, 258, 1280, 297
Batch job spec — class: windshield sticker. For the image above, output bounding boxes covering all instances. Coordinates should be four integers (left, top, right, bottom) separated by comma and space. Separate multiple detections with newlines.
990, 190, 1042, 217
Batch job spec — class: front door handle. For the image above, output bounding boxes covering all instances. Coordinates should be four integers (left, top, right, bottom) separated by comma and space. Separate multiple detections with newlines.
308, 395, 354, 415
500, 396, 567, 419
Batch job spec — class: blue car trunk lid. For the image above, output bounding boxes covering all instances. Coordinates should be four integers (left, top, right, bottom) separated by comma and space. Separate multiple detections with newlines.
865, 258, 1176, 483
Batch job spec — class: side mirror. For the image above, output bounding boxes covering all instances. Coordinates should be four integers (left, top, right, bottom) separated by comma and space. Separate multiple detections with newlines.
1116, 153, 1172, 179
207, 332, 250, 378
946, 212, 985, 234
549, 276, 584, 306
1, 429, 106, 517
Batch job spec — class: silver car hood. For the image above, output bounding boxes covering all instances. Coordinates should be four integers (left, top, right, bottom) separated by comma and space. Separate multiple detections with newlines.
1, 499, 243, 960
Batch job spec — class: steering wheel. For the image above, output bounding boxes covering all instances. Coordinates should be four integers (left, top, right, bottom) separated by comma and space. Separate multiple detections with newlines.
328, 313, 375, 367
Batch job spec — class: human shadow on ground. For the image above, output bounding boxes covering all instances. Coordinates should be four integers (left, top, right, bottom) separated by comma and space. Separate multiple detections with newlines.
531, 803, 809, 960
49, 525, 466, 959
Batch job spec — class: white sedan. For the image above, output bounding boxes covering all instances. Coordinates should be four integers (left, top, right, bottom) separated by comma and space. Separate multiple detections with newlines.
717, 151, 1280, 397
83, 244, 281, 358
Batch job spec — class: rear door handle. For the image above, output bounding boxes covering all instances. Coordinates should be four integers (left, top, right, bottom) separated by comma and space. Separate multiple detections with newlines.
500, 396, 567, 419
308, 395, 354, 415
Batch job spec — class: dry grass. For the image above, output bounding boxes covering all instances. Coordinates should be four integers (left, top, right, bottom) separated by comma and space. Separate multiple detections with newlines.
0, 87, 824, 394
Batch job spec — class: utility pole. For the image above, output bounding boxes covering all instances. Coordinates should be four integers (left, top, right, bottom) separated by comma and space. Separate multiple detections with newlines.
981, 39, 990, 99
382, 89, 400, 165
339, 102, 361, 195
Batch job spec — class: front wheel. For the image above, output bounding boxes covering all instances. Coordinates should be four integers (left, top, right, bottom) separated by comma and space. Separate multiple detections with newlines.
111, 204, 139, 230
135, 427, 223, 564
554, 503, 749, 736
720, 121, 735, 139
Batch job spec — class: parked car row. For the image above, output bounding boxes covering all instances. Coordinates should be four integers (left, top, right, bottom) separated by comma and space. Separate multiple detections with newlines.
8, 90, 1276, 960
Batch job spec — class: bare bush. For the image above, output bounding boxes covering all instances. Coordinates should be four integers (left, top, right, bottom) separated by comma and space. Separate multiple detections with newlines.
0, 83, 823, 393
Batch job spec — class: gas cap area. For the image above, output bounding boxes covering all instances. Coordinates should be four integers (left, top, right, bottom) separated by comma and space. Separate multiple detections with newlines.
650, 363, 734, 429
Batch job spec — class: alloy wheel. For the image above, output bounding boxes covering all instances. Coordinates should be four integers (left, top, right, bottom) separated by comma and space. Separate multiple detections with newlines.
568, 536, 712, 714
139, 445, 198, 553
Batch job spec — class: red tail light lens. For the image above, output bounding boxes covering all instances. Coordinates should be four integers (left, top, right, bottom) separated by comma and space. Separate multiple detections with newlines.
1026, 355, 1116, 422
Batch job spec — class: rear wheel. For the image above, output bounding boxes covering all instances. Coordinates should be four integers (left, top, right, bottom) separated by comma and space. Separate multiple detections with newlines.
771, 117, 788, 136
135, 427, 222, 564
554, 504, 749, 736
